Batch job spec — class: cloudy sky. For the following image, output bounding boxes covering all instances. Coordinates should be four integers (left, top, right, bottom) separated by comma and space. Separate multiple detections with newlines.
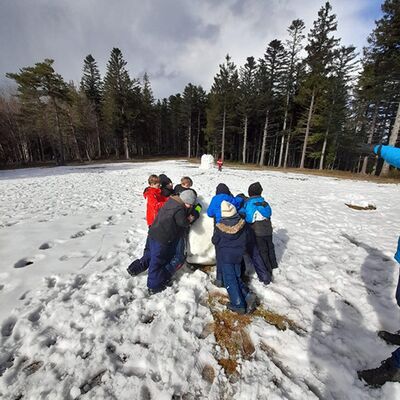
0, 0, 382, 99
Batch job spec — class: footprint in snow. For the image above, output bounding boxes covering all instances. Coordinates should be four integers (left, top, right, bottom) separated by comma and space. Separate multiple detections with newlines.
39, 241, 54, 250
14, 254, 45, 268
1, 316, 17, 337
70, 230, 87, 239
27, 307, 43, 323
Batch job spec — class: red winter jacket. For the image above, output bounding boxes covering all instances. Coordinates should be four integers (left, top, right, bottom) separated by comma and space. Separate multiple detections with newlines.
144, 187, 168, 226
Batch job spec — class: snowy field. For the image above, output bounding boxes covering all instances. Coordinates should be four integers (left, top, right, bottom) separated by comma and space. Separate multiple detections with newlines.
0, 160, 399, 400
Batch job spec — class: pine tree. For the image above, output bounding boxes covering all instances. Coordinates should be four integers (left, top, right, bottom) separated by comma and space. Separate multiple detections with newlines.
193, 85, 207, 157
7, 59, 70, 164
279, 19, 305, 168
80, 54, 103, 158
368, 0, 400, 175
257, 40, 286, 166
206, 54, 239, 161
319, 45, 358, 170
299, 1, 339, 168
103, 48, 136, 159
239, 56, 257, 163
182, 83, 196, 157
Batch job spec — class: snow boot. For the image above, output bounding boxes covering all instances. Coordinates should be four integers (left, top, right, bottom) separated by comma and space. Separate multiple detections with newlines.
378, 330, 400, 346
245, 292, 258, 313
358, 357, 400, 387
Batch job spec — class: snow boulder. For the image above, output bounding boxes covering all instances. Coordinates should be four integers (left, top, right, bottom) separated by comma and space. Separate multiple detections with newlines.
199, 154, 214, 170
187, 196, 216, 265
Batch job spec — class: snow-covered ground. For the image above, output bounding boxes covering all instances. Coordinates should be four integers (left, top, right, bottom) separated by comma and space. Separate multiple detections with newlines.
0, 160, 399, 399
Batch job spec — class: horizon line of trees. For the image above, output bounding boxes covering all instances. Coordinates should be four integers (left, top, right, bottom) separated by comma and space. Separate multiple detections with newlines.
0, 0, 399, 177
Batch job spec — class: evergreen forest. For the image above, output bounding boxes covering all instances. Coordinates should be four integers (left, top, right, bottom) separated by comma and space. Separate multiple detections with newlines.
0, 1, 399, 176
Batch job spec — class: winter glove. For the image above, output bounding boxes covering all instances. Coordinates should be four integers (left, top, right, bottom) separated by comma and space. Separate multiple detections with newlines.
194, 203, 202, 214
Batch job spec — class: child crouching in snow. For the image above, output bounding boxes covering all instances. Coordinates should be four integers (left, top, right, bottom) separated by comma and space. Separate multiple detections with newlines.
146, 189, 199, 294
240, 182, 278, 277
212, 201, 257, 314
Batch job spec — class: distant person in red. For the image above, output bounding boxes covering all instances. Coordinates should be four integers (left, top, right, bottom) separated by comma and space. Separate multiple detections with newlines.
217, 157, 223, 172
127, 174, 167, 276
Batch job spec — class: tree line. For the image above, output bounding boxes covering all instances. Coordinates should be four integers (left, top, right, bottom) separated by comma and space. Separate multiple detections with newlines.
0, 1, 399, 176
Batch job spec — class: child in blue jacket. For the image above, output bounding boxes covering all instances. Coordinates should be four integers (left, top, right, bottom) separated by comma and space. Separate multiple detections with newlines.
207, 183, 244, 286
240, 182, 278, 277
212, 200, 257, 314
358, 145, 400, 386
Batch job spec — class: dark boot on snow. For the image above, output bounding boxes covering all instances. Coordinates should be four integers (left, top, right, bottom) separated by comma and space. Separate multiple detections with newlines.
378, 330, 400, 346
358, 357, 400, 387
245, 292, 258, 313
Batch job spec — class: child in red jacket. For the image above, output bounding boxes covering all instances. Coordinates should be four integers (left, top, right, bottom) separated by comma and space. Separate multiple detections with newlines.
144, 174, 168, 226
127, 175, 167, 276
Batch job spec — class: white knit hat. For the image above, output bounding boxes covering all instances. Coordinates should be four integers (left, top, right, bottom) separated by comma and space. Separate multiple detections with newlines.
221, 200, 237, 218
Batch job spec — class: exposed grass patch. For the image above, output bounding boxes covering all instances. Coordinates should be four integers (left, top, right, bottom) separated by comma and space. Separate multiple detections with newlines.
253, 306, 305, 335
206, 292, 305, 377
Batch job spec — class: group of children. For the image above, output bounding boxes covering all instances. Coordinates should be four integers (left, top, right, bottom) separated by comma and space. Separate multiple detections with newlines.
127, 174, 278, 314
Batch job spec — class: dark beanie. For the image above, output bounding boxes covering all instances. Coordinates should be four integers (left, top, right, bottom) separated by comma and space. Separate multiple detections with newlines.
248, 182, 263, 197
216, 183, 230, 195
159, 174, 172, 188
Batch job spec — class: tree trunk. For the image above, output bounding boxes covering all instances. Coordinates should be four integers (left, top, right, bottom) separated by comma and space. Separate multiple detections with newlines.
95, 115, 101, 158
278, 92, 290, 167
196, 111, 201, 157
242, 114, 248, 163
221, 104, 226, 161
123, 130, 129, 160
67, 111, 82, 161
188, 115, 192, 158
259, 110, 269, 166
300, 88, 316, 169
52, 99, 64, 164
361, 104, 379, 174
319, 127, 329, 170
380, 101, 400, 176
284, 131, 291, 168
319, 99, 335, 170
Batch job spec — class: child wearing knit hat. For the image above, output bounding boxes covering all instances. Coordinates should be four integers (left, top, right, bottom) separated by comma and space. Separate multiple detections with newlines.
240, 182, 278, 280
207, 183, 245, 286
212, 200, 257, 314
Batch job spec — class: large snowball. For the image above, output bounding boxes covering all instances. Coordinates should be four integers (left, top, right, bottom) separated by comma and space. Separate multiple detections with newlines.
187, 196, 216, 265
199, 154, 214, 170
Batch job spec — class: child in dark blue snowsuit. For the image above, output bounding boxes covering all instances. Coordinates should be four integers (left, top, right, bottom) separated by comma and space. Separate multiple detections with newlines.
212, 201, 256, 314
358, 144, 400, 386
240, 182, 278, 281
146, 190, 198, 293
207, 183, 244, 286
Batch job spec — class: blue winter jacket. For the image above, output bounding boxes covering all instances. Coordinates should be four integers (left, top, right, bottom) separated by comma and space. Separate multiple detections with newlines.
207, 194, 243, 223
240, 196, 272, 223
212, 215, 247, 264
239, 196, 273, 236
395, 237, 400, 264
374, 145, 400, 169
374, 145, 400, 264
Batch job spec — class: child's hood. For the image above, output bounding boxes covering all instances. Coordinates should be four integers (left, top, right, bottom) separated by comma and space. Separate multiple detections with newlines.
216, 215, 245, 235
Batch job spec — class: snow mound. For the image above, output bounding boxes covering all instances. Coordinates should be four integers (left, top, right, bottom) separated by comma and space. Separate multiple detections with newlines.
187, 196, 216, 265
199, 154, 214, 170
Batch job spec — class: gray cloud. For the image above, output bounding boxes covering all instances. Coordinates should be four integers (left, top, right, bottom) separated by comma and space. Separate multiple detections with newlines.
0, 0, 381, 99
